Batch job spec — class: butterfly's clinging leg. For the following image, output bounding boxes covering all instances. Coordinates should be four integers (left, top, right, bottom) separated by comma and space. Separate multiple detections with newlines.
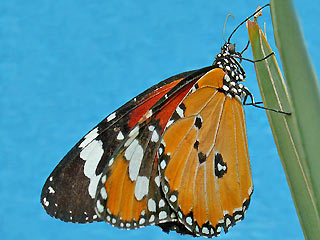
243, 89, 291, 115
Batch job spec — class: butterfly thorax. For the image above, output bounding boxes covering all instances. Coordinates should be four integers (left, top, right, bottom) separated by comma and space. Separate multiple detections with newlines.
213, 43, 248, 102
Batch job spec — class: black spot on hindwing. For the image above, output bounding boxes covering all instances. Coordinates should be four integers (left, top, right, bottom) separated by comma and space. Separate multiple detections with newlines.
194, 116, 202, 130
193, 140, 199, 150
198, 152, 207, 164
214, 152, 227, 178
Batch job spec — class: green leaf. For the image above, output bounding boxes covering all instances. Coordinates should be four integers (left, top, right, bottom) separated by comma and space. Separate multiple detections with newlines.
247, 3, 320, 238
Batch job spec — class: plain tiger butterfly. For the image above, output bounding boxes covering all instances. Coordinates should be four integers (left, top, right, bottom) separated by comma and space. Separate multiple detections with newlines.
41, 5, 273, 238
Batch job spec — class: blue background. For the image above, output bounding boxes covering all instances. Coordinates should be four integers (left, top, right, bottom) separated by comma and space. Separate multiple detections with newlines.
1, 0, 319, 239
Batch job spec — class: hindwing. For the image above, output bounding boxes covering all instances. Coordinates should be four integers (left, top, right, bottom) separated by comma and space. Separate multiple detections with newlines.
158, 68, 253, 237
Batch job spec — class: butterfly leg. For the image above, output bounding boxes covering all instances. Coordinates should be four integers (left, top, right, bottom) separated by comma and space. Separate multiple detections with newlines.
243, 89, 291, 115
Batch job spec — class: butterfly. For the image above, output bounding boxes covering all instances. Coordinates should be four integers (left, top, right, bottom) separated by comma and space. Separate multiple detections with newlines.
41, 6, 270, 238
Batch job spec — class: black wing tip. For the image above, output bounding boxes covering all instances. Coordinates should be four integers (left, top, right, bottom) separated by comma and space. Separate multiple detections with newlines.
40, 197, 103, 224
40, 177, 103, 224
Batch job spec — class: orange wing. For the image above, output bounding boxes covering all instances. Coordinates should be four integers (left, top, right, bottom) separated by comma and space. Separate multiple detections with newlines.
158, 68, 253, 237
94, 68, 212, 231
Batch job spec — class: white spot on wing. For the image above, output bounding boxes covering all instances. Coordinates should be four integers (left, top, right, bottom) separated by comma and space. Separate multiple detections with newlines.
79, 128, 99, 148
169, 194, 177, 203
159, 211, 167, 220
43, 197, 49, 207
96, 200, 104, 213
217, 163, 226, 171
124, 126, 140, 147
100, 187, 108, 200
125, 140, 144, 181
154, 176, 160, 187
149, 215, 155, 222
107, 112, 116, 122
176, 105, 184, 118
108, 158, 114, 167
222, 85, 229, 91
124, 136, 135, 147
159, 199, 165, 208
158, 147, 163, 156
134, 176, 149, 201
116, 131, 124, 140
80, 140, 104, 198
145, 110, 153, 119
202, 227, 209, 234
186, 216, 192, 225
139, 218, 145, 225
148, 199, 156, 212
101, 175, 107, 184
160, 160, 166, 169
48, 186, 55, 194
151, 131, 159, 142
226, 217, 232, 227
166, 119, 174, 128
234, 213, 243, 221
163, 185, 169, 194
129, 126, 139, 138
124, 139, 138, 160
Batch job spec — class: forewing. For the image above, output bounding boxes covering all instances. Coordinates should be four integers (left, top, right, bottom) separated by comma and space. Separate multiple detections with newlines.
94, 67, 213, 230
40, 70, 196, 223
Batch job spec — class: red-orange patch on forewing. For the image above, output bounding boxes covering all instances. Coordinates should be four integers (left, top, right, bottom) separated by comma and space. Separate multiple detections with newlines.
234, 99, 252, 201
165, 123, 198, 191
196, 68, 225, 89
156, 82, 193, 128
214, 98, 242, 213
128, 79, 181, 128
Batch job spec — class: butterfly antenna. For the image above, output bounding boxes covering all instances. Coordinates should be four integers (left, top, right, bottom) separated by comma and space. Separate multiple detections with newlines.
223, 14, 235, 43
227, 4, 270, 43
240, 40, 250, 55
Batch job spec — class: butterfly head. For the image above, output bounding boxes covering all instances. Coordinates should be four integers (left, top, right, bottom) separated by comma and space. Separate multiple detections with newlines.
213, 43, 248, 101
